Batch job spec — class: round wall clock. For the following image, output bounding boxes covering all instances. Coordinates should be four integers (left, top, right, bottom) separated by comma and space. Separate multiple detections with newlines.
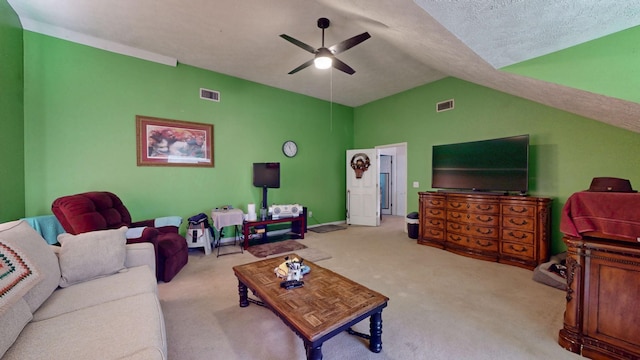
282, 140, 298, 158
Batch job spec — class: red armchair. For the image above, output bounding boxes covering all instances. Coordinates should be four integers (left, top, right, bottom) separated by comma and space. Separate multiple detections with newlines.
51, 191, 188, 282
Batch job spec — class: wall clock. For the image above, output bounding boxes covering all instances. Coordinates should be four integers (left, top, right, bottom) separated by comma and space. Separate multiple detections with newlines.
282, 140, 298, 158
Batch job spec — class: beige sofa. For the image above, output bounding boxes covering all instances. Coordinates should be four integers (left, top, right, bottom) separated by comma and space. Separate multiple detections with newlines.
0, 220, 167, 359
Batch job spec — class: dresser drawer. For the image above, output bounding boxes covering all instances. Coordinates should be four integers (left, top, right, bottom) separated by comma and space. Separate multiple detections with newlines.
448, 233, 498, 252
448, 222, 499, 239
502, 229, 534, 245
448, 200, 499, 215
502, 204, 535, 217
447, 211, 499, 226
502, 215, 535, 231
424, 198, 445, 208
424, 217, 445, 229
422, 227, 445, 240
501, 241, 534, 259
423, 208, 446, 219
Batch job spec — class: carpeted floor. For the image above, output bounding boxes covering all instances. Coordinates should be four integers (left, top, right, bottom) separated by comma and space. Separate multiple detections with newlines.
158, 216, 580, 360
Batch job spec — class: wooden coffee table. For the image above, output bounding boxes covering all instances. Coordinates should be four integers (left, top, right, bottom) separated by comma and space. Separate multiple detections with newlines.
233, 254, 389, 360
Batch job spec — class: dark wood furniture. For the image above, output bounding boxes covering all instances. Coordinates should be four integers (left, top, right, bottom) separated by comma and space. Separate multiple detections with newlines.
558, 191, 640, 359
233, 254, 389, 360
559, 236, 640, 360
242, 216, 305, 250
418, 192, 552, 270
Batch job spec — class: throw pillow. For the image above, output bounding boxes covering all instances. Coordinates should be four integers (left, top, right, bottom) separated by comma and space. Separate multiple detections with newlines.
0, 240, 42, 315
57, 226, 127, 288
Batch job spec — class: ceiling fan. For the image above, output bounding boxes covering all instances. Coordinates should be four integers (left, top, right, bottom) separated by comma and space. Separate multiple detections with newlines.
280, 18, 371, 75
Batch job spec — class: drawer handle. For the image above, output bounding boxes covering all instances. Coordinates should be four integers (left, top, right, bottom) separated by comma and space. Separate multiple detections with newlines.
475, 228, 493, 235
429, 230, 440, 236
451, 213, 462, 219
476, 205, 494, 211
475, 240, 492, 247
429, 201, 441, 206
509, 245, 528, 253
508, 231, 528, 239
449, 235, 463, 242
429, 210, 442, 216
450, 202, 462, 208
475, 216, 494, 223
509, 206, 528, 214
429, 220, 442, 226
509, 218, 529, 226
450, 224, 462, 230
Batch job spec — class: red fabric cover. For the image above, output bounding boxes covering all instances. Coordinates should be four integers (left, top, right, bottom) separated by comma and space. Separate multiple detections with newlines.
561, 191, 640, 241
51, 191, 188, 281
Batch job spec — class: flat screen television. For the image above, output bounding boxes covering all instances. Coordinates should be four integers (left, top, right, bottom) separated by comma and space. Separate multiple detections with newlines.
253, 162, 280, 209
431, 135, 529, 194
253, 162, 280, 188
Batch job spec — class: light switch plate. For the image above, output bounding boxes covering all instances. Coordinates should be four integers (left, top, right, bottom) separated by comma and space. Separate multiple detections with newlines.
413, 181, 419, 188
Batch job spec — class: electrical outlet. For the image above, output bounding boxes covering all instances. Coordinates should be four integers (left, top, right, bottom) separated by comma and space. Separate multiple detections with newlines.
308, 211, 313, 218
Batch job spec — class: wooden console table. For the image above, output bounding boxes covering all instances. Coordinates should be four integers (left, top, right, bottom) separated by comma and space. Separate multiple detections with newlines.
558, 191, 640, 359
242, 216, 305, 250
418, 192, 552, 270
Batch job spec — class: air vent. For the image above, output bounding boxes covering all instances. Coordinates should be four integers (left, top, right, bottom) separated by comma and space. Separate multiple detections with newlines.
436, 99, 454, 112
200, 88, 220, 102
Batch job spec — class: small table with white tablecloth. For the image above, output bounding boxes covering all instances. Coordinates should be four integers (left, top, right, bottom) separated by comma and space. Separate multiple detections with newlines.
210, 208, 244, 256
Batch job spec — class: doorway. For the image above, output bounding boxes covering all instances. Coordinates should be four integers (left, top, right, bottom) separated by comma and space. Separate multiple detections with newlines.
380, 155, 392, 215
377, 143, 407, 219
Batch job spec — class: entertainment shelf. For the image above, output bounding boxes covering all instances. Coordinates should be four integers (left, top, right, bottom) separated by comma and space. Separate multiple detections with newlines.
418, 192, 552, 270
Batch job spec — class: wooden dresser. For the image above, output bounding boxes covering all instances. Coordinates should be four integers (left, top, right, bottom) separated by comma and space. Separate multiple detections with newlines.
558, 191, 640, 359
418, 192, 552, 270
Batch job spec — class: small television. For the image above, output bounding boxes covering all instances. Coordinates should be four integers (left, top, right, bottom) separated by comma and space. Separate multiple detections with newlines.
253, 162, 280, 188
253, 162, 280, 209
431, 134, 529, 194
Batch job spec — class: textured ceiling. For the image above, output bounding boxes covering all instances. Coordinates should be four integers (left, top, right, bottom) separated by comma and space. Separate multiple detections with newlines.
7, 0, 640, 133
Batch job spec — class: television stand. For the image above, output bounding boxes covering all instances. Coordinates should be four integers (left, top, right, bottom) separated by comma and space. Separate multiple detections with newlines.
436, 189, 508, 196
242, 216, 306, 250
418, 191, 552, 270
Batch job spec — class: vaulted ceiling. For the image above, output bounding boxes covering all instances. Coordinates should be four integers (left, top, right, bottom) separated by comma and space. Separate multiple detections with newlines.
8, 0, 640, 133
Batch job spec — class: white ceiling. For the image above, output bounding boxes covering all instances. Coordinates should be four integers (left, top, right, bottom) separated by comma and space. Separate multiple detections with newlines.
8, 0, 640, 133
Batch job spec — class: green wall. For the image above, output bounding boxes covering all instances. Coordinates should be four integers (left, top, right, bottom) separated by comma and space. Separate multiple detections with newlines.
23, 32, 353, 228
0, 0, 25, 222
354, 77, 640, 254
503, 26, 640, 104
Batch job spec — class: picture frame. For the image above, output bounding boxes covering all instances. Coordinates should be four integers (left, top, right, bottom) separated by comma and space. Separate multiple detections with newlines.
136, 115, 214, 167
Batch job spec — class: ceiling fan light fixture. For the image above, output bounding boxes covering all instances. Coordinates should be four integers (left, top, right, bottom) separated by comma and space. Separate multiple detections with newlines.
314, 56, 332, 69
314, 48, 333, 69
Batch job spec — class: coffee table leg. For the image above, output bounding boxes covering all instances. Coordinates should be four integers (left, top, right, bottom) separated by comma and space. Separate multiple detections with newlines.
305, 343, 322, 360
369, 310, 383, 353
238, 280, 249, 307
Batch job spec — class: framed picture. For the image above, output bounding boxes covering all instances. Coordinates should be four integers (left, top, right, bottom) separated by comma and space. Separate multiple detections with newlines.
136, 115, 214, 167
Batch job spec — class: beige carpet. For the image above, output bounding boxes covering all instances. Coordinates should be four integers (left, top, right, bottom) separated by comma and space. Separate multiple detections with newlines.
158, 216, 581, 360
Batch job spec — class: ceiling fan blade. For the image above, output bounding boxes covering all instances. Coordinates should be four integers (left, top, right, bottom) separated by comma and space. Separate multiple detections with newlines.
328, 32, 371, 55
288, 59, 315, 75
280, 34, 317, 54
332, 57, 356, 75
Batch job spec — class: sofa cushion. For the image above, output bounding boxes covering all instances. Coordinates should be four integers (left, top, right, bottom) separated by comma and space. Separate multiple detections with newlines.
33, 265, 157, 321
57, 227, 127, 288
0, 299, 32, 358
0, 221, 60, 313
0, 240, 43, 314
2, 293, 167, 360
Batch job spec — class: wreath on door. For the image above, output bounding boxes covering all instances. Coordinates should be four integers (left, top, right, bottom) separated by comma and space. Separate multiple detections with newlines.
350, 153, 371, 179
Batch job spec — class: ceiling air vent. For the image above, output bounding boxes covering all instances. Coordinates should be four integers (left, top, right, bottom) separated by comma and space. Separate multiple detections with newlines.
200, 88, 220, 102
436, 99, 454, 112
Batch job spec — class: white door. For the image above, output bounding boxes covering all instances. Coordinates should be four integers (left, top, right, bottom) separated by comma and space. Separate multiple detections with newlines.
346, 149, 380, 226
